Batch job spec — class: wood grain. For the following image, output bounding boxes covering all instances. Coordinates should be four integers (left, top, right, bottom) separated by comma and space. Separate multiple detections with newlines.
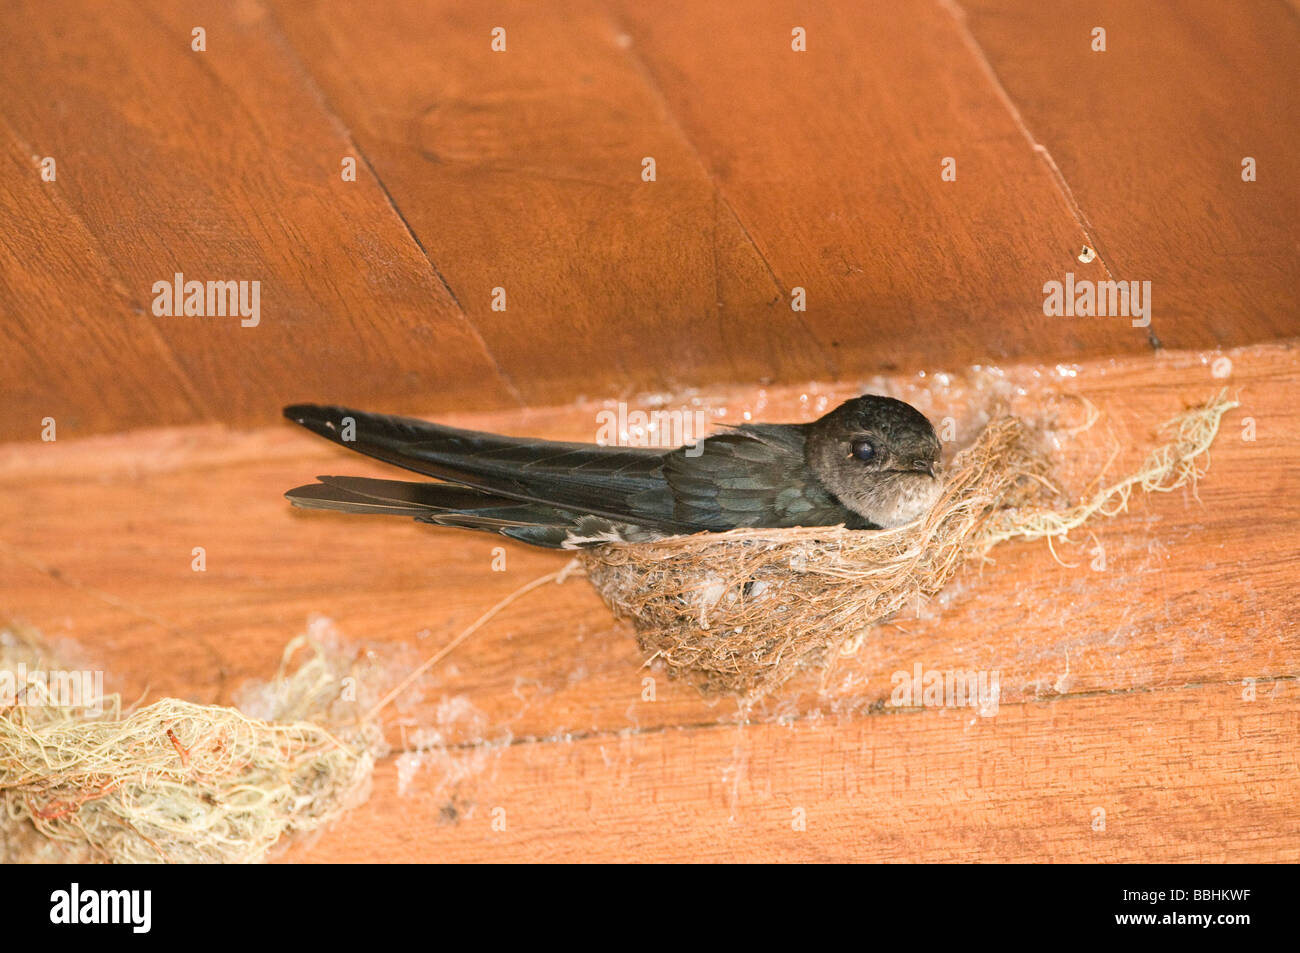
957, 0, 1300, 348
1, 342, 1296, 860
267, 0, 831, 399
603, 0, 1155, 366
0, 0, 518, 443
283, 681, 1300, 863
7, 1, 1293, 442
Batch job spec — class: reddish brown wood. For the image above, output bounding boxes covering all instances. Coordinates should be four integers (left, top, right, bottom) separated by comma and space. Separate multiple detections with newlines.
11, 1, 1294, 441
0, 0, 518, 443
958, 0, 1300, 348
0, 343, 1296, 860
283, 682, 1300, 863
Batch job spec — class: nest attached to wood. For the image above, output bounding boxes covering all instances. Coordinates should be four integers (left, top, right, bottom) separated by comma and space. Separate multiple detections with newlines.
582, 397, 1236, 698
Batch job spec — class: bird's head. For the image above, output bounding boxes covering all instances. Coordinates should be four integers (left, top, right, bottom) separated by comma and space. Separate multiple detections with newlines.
804, 394, 944, 529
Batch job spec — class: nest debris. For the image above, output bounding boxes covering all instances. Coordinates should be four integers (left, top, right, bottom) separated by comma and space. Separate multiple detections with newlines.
581, 395, 1238, 698
0, 629, 380, 864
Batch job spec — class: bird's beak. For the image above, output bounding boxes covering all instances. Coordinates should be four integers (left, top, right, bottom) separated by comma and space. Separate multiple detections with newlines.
912, 459, 937, 478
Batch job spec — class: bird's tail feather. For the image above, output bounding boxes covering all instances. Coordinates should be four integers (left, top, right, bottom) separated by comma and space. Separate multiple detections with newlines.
284, 475, 606, 547
282, 403, 680, 530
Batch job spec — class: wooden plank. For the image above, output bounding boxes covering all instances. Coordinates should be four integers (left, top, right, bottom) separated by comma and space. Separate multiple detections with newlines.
0, 0, 518, 443
269, 0, 1151, 406
280, 680, 1300, 863
956, 0, 1300, 348
6, 0, 1295, 443
602, 0, 1156, 368
3, 1, 1296, 863
267, 0, 826, 403
1, 344, 1295, 760
0, 120, 205, 437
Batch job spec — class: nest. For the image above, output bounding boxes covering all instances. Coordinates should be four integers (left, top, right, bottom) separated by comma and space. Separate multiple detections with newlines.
0, 629, 380, 864
582, 396, 1237, 698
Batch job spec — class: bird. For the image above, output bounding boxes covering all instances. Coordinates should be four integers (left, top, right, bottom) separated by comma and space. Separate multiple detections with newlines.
282, 395, 944, 550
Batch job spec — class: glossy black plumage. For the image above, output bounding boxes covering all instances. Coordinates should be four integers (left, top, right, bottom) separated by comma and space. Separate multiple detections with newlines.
283, 403, 875, 549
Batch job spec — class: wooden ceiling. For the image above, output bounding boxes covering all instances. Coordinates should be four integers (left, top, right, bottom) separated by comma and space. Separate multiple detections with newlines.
2, 0, 1296, 442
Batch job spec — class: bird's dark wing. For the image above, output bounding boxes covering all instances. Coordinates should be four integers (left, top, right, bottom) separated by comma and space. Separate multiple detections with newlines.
284, 404, 687, 530
283, 405, 863, 537
664, 424, 867, 529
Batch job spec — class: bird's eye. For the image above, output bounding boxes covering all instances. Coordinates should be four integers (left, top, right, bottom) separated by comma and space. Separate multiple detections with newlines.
850, 439, 877, 463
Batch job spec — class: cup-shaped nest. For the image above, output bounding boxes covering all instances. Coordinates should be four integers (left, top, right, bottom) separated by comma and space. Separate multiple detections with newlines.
581, 415, 1053, 698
